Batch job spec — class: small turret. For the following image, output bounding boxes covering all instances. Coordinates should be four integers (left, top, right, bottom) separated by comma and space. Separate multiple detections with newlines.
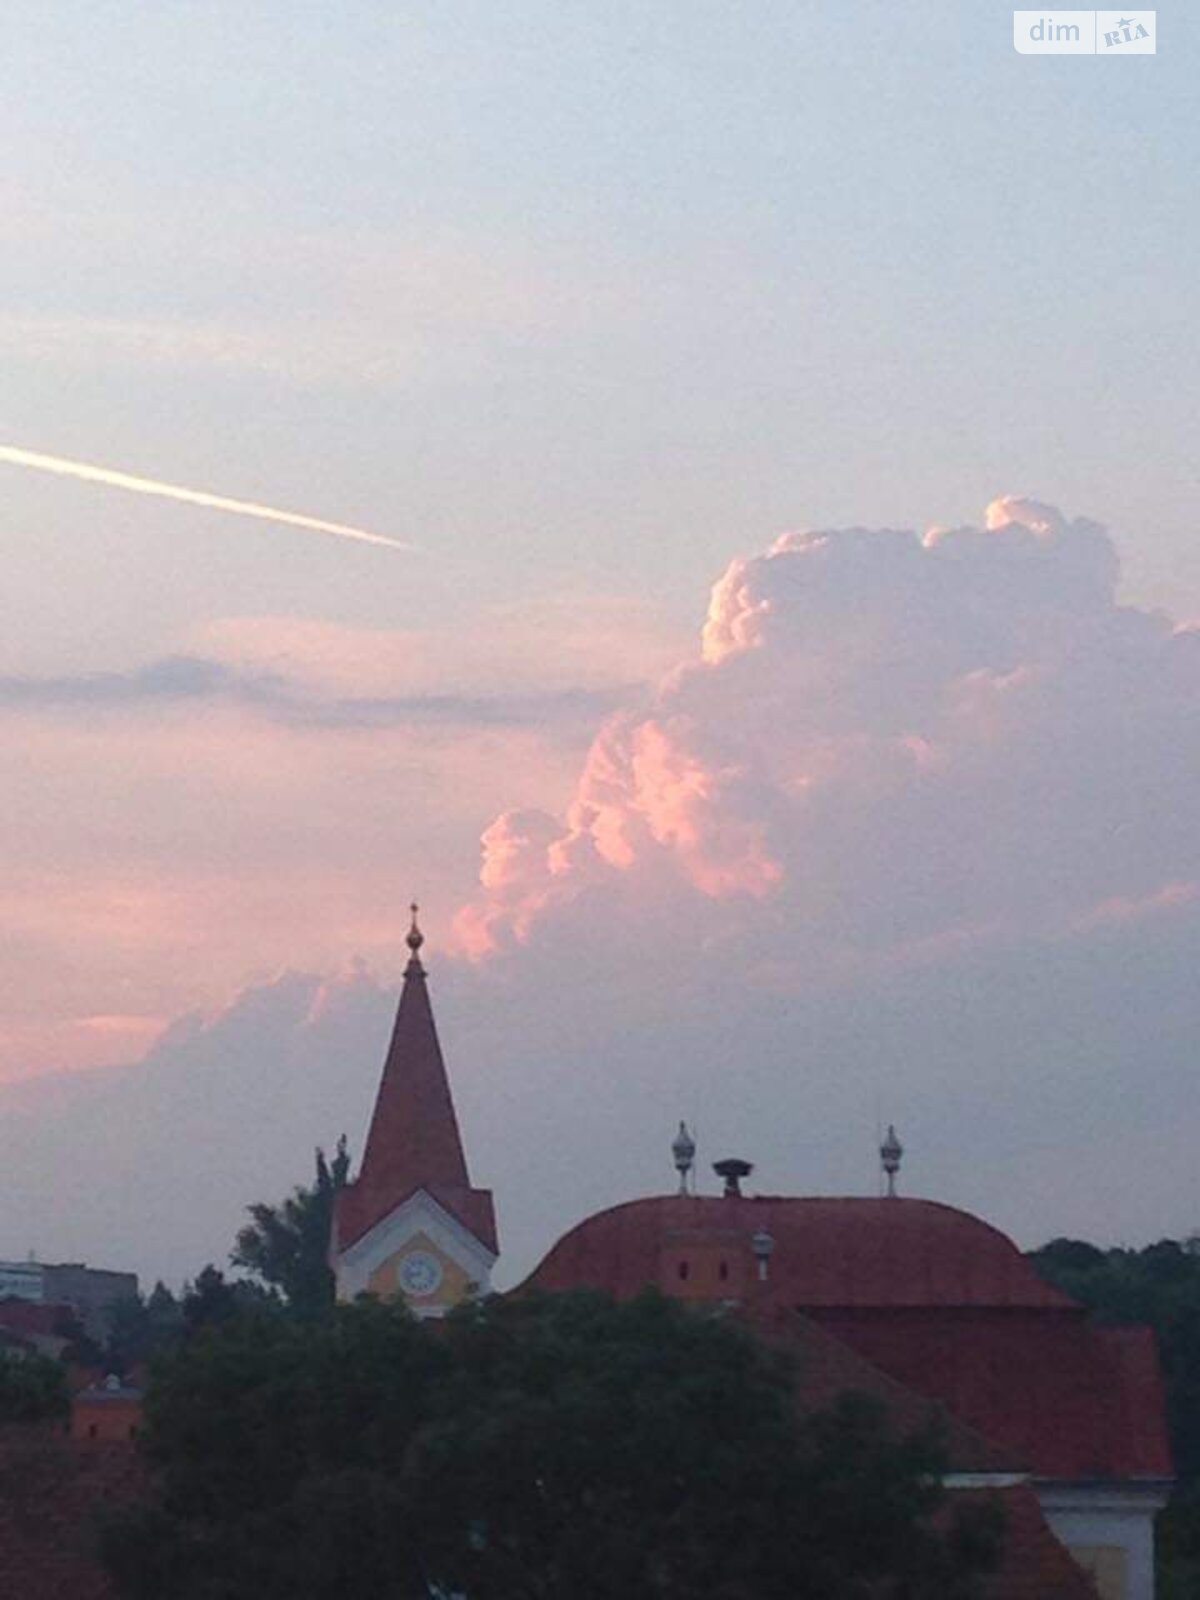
672, 1122, 696, 1194
751, 1226, 775, 1282
880, 1124, 903, 1197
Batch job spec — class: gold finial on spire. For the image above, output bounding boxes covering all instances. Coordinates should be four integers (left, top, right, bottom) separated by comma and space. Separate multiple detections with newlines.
407, 902, 424, 955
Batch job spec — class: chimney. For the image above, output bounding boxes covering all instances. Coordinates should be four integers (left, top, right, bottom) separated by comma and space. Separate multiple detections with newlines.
712, 1157, 753, 1198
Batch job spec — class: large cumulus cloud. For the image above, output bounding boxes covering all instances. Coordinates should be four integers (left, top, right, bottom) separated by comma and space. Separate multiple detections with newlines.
455, 497, 1199, 972
6, 498, 1200, 1287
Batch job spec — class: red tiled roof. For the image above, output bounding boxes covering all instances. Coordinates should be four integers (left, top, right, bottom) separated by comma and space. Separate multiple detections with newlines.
1098, 1325, 1174, 1477
735, 1299, 1017, 1472
335, 952, 496, 1255
523, 1194, 1074, 1307
0, 1424, 146, 1599
810, 1306, 1172, 1480
521, 1192, 1172, 1481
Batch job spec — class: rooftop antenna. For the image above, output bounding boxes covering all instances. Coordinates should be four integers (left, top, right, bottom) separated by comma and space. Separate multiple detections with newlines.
874, 1085, 883, 1196
672, 1122, 696, 1195
880, 1124, 903, 1198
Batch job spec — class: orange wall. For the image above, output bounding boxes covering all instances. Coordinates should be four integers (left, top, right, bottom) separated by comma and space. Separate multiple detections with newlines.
71, 1397, 141, 1443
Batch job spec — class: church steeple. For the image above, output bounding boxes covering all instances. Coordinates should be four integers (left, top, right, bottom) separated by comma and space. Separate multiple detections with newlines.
354, 905, 472, 1203
332, 909, 497, 1309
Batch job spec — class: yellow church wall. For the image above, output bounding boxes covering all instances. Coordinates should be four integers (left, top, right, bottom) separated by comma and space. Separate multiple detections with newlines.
1068, 1545, 1127, 1600
366, 1231, 475, 1311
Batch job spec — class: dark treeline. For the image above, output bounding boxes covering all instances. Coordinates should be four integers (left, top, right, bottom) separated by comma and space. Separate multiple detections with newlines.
100, 1289, 1002, 1600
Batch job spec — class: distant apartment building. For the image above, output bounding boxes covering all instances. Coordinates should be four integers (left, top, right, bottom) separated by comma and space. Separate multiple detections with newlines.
0, 1259, 138, 1341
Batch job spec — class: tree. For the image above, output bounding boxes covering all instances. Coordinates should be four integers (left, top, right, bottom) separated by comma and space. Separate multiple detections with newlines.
50, 1304, 104, 1368
105, 1281, 185, 1372
102, 1289, 1000, 1600
0, 1349, 69, 1422
100, 1295, 446, 1600
230, 1138, 350, 1317
181, 1264, 276, 1331
1157, 1483, 1200, 1600
410, 1290, 999, 1600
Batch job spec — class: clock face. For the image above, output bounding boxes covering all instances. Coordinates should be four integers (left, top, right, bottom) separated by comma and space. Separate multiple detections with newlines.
398, 1250, 444, 1298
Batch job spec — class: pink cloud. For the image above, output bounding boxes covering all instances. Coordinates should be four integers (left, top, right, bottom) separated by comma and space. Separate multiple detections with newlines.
0, 649, 602, 1076
0, 1014, 168, 1083
6, 497, 1200, 1285
1068, 880, 1200, 933
0, 572, 687, 1078
189, 597, 682, 699
454, 498, 1200, 977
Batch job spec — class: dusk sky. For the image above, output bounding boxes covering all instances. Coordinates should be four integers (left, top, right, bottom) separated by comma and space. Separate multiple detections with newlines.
2, 3, 1198, 1289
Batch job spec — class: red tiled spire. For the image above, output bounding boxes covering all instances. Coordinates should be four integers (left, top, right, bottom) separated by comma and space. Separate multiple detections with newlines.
358, 908, 470, 1195
335, 907, 497, 1254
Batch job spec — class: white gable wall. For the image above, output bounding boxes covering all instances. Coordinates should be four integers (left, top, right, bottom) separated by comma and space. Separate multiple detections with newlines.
1039, 1482, 1170, 1600
335, 1186, 496, 1311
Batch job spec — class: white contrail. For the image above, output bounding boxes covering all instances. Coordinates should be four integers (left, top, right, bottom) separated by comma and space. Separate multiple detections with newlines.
0, 444, 414, 553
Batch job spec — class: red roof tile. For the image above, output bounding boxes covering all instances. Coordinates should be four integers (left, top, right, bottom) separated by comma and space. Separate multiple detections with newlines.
1098, 1325, 1174, 1477
736, 1299, 1017, 1472
810, 1306, 1172, 1479
521, 1193, 1172, 1481
523, 1194, 1073, 1308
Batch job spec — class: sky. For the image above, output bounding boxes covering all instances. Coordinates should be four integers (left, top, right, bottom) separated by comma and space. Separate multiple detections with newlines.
2, 3, 1199, 1289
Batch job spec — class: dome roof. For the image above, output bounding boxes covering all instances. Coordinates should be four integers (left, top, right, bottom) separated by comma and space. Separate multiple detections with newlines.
522, 1193, 1074, 1309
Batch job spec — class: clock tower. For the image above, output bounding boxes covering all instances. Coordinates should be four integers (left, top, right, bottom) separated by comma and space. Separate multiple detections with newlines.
331, 908, 498, 1316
